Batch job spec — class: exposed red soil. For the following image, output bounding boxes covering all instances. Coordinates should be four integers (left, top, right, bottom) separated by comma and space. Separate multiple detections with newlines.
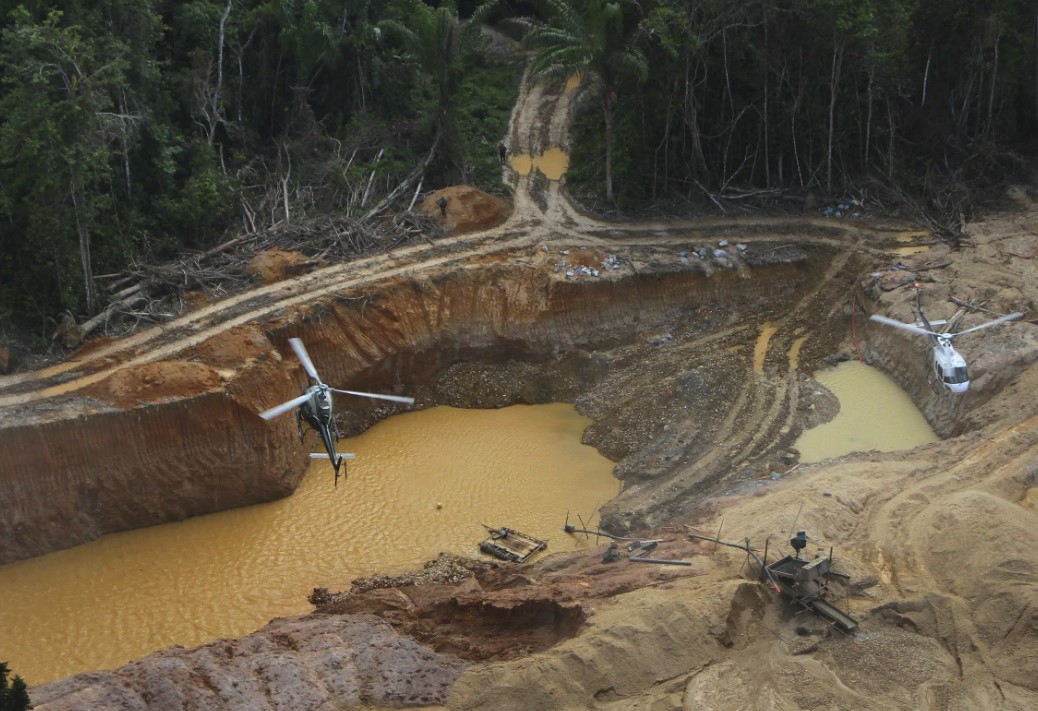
418, 185, 513, 235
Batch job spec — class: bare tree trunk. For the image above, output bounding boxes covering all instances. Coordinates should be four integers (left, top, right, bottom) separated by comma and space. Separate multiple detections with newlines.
791, 82, 804, 186
207, 0, 233, 145
653, 78, 678, 201
70, 175, 97, 313
763, 58, 770, 186
886, 99, 896, 180
119, 90, 132, 196
279, 141, 292, 222
363, 135, 441, 222
361, 149, 383, 208
763, 10, 770, 186
864, 62, 875, 166
827, 40, 844, 193
921, 44, 932, 106
987, 30, 1001, 138
604, 91, 615, 201
683, 58, 707, 181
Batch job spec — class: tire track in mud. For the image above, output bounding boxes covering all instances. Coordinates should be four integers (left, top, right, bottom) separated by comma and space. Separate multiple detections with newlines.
0, 228, 539, 406
630, 245, 865, 516
732, 246, 863, 465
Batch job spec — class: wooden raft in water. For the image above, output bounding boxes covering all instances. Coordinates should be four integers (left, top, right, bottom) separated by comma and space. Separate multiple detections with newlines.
479, 527, 547, 563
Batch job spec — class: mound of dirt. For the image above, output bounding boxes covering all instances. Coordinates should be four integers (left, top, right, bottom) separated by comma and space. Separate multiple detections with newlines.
184, 325, 273, 370
247, 249, 322, 284
419, 186, 512, 235
83, 360, 223, 408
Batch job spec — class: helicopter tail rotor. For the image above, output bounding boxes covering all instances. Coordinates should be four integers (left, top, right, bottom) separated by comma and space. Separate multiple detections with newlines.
308, 452, 357, 461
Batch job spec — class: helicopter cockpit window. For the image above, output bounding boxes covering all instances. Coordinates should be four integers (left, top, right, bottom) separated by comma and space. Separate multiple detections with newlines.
943, 366, 968, 384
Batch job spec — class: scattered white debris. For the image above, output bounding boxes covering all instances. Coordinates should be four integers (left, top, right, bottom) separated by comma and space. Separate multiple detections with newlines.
736, 243, 747, 251
713, 249, 727, 259
565, 266, 600, 279
719, 240, 729, 247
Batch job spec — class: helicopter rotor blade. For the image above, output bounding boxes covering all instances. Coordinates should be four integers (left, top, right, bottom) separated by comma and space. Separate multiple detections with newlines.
288, 337, 321, 383
258, 392, 312, 420
949, 312, 1024, 339
328, 388, 415, 405
869, 314, 940, 338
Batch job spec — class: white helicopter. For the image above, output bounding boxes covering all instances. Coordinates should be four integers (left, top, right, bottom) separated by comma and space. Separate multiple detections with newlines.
869, 288, 1023, 393
259, 338, 414, 485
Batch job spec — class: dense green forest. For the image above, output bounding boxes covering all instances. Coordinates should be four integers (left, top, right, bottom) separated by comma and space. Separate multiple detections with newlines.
0, 0, 1035, 351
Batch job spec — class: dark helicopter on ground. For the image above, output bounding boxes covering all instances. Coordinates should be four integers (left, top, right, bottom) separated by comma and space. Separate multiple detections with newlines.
870, 285, 1022, 394
259, 338, 414, 485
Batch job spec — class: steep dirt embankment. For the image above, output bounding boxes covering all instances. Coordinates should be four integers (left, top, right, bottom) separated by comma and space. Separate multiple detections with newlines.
0, 329, 306, 564
0, 246, 813, 565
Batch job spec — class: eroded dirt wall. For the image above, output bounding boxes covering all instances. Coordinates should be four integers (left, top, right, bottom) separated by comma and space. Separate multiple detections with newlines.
1, 256, 815, 564
0, 356, 307, 564
268, 261, 812, 393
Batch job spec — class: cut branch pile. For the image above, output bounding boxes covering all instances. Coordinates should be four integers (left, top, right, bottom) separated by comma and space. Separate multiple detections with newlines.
85, 211, 445, 344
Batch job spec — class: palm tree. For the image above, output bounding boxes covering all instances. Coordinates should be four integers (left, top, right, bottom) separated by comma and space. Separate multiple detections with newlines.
519, 0, 648, 201
379, 0, 473, 133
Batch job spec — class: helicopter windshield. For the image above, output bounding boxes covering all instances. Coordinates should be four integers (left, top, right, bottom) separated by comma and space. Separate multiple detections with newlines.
942, 365, 968, 384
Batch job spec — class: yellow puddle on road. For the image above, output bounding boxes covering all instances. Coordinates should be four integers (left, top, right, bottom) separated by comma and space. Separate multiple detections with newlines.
753, 323, 778, 374
796, 360, 938, 463
895, 231, 931, 242
0, 404, 616, 686
565, 72, 582, 92
788, 335, 808, 370
509, 147, 571, 180
888, 245, 931, 257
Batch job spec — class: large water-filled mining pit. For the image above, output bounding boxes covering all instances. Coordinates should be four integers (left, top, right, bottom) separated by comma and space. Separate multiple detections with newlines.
2, 224, 1017, 688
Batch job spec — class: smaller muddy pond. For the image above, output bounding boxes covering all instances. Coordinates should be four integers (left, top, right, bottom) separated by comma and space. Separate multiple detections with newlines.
509, 147, 570, 180
0, 404, 617, 685
796, 360, 939, 462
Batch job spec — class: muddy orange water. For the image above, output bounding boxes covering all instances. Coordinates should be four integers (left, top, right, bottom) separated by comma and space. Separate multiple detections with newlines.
795, 360, 939, 463
0, 404, 617, 685
509, 147, 570, 180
